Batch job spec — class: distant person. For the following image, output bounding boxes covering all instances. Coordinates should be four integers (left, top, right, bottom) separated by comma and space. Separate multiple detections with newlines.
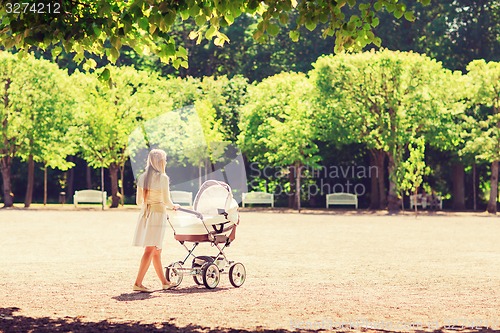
132, 149, 180, 292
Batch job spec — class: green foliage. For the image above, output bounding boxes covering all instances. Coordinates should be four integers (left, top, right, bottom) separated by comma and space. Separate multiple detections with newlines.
373, 0, 500, 72
310, 49, 462, 208
199, 75, 248, 142
239, 72, 320, 209
461, 60, 500, 163
74, 65, 170, 169
0, 0, 431, 70
0, 51, 76, 171
239, 72, 320, 168
398, 136, 430, 196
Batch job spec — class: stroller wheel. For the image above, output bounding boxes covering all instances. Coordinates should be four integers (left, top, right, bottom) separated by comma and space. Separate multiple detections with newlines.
193, 275, 203, 285
166, 262, 183, 287
192, 256, 213, 285
229, 262, 246, 288
201, 262, 220, 289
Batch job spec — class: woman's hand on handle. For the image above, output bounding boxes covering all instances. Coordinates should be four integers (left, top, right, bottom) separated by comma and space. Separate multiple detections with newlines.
172, 204, 181, 211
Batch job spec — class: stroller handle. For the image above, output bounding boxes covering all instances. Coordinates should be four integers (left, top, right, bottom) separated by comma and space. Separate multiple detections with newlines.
177, 207, 203, 220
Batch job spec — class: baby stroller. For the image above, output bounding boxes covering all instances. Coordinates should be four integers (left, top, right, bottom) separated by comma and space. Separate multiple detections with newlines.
165, 180, 246, 289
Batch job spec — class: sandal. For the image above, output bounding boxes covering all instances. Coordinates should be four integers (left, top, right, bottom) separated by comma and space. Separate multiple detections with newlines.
133, 284, 153, 293
162, 282, 176, 290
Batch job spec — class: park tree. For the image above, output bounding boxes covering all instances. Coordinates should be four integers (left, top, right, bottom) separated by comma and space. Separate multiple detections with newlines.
0, 0, 431, 73
462, 60, 500, 214
311, 49, 461, 211
199, 75, 248, 142
18, 58, 78, 207
373, 0, 500, 210
186, 100, 227, 186
397, 136, 429, 213
239, 72, 320, 210
73, 66, 171, 207
0, 51, 21, 207
0, 51, 76, 207
374, 0, 500, 72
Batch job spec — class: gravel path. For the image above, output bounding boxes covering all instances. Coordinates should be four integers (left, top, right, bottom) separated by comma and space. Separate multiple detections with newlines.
0, 208, 499, 332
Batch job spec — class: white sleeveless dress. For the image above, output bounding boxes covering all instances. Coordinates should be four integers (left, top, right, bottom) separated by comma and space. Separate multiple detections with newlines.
132, 173, 175, 249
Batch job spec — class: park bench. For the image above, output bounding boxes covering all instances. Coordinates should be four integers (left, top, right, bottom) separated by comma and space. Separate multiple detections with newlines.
73, 190, 107, 207
326, 193, 358, 209
409, 194, 442, 210
170, 190, 193, 207
242, 192, 274, 208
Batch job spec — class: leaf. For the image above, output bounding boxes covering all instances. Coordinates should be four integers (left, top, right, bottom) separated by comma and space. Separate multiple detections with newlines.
267, 23, 280, 36
214, 37, 224, 46
51, 46, 63, 58
173, 58, 182, 69
165, 11, 176, 25
149, 24, 157, 35
99, 68, 111, 81
394, 9, 404, 19
180, 10, 190, 20
404, 11, 415, 21
205, 26, 216, 39
305, 20, 317, 31
225, 12, 234, 25
83, 58, 97, 71
92, 25, 101, 37
289, 30, 300, 42
110, 47, 120, 62
188, 30, 199, 40
279, 13, 288, 25
177, 46, 188, 59
195, 14, 206, 26
138, 17, 149, 30
189, 4, 200, 16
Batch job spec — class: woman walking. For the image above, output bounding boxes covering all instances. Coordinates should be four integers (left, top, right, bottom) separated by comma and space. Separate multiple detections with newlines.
132, 149, 180, 292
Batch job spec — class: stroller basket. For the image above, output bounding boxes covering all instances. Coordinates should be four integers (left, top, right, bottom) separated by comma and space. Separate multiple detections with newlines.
165, 180, 246, 289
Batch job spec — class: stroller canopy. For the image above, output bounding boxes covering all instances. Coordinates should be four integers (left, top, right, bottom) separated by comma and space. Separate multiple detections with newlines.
194, 180, 238, 222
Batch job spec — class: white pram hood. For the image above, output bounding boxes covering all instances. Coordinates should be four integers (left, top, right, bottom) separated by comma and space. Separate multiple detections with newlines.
169, 180, 239, 240
194, 180, 239, 224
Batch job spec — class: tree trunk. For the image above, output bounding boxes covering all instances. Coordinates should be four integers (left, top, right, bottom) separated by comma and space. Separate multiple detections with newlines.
472, 162, 477, 211
487, 160, 498, 214
369, 150, 380, 210
413, 187, 418, 216
101, 166, 105, 210
43, 166, 48, 206
387, 153, 401, 212
370, 149, 387, 210
86, 164, 92, 189
288, 165, 295, 209
24, 154, 35, 208
0, 156, 14, 207
109, 163, 120, 208
377, 152, 387, 209
120, 165, 125, 206
295, 163, 302, 212
67, 156, 74, 199
451, 163, 465, 210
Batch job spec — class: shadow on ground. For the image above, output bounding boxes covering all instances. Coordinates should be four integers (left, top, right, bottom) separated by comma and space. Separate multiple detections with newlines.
0, 307, 290, 333
1, 307, 499, 333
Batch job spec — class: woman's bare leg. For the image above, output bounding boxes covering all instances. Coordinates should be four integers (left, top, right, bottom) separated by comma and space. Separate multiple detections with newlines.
152, 248, 168, 285
135, 246, 155, 287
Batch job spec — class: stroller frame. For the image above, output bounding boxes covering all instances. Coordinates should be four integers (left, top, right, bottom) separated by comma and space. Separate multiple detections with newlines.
165, 207, 246, 289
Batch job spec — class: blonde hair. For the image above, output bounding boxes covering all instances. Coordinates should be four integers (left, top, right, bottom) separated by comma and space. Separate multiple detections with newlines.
141, 149, 167, 200
146, 149, 167, 174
